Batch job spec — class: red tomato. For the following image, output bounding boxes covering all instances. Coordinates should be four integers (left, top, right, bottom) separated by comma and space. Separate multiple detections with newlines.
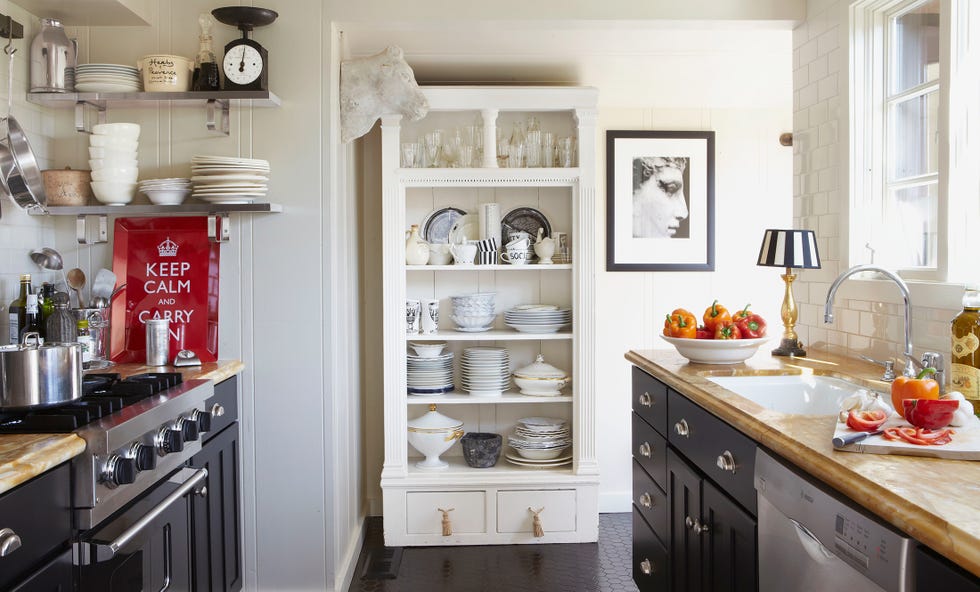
902, 398, 960, 430
883, 427, 955, 446
845, 409, 887, 432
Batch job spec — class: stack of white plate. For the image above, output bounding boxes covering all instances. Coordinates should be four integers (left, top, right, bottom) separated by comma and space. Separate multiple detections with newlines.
460, 347, 510, 397
451, 292, 496, 332
75, 64, 141, 92
504, 304, 572, 334
191, 155, 270, 204
407, 350, 454, 395
506, 417, 572, 465
138, 178, 192, 205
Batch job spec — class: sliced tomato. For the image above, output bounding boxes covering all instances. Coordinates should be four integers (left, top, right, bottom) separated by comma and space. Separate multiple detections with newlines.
845, 409, 888, 432
882, 427, 954, 446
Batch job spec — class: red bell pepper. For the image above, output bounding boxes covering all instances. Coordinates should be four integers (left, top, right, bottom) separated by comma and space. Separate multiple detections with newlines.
734, 313, 767, 339
713, 319, 741, 340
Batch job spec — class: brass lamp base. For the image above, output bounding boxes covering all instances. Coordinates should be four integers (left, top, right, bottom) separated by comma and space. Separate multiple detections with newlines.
772, 337, 806, 357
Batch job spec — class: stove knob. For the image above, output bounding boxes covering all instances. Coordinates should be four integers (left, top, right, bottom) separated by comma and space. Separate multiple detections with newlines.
156, 426, 184, 455
191, 408, 212, 433
177, 416, 200, 442
130, 442, 157, 471
102, 455, 137, 487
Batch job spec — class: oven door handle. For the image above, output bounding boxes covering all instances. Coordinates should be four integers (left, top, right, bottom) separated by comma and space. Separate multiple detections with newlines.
106, 467, 208, 554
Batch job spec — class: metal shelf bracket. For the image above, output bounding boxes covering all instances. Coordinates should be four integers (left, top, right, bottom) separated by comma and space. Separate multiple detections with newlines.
76, 214, 109, 244
205, 99, 230, 135
75, 100, 107, 134
208, 213, 230, 243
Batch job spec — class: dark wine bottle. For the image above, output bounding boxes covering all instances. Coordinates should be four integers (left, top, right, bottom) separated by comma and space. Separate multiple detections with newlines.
20, 293, 42, 341
7, 274, 30, 345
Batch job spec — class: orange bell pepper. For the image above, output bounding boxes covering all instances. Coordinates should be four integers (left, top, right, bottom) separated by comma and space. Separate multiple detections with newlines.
664, 309, 697, 339
891, 368, 940, 419
703, 300, 731, 332
732, 304, 753, 322
713, 319, 741, 340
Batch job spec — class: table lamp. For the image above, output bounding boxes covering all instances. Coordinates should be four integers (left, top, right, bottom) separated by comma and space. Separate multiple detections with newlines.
757, 228, 821, 356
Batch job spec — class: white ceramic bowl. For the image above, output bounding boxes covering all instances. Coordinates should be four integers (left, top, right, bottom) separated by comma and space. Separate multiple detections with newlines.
451, 314, 495, 329
89, 135, 138, 150
514, 446, 567, 460
408, 341, 447, 358
91, 181, 137, 205
660, 335, 770, 365
141, 187, 190, 205
513, 375, 569, 396
89, 146, 138, 160
91, 123, 140, 139
89, 158, 139, 170
91, 166, 138, 183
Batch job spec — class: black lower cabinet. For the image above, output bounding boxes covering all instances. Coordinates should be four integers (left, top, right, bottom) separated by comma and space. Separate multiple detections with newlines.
668, 449, 757, 592
188, 376, 242, 592
9, 550, 72, 592
916, 545, 980, 591
632, 511, 669, 591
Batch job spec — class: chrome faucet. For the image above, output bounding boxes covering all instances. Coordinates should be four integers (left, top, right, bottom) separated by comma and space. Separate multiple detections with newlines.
824, 265, 918, 378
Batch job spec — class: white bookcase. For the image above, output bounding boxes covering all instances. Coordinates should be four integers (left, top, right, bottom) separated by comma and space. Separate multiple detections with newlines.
380, 87, 599, 545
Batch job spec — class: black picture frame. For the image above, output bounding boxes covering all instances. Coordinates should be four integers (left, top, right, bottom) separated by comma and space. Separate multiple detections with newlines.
605, 130, 715, 271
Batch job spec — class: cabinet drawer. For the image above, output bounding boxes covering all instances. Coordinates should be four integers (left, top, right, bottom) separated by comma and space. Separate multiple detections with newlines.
497, 490, 576, 534
632, 460, 667, 543
632, 511, 669, 592
632, 413, 667, 489
632, 366, 668, 436
204, 375, 238, 441
668, 391, 757, 515
0, 463, 71, 592
406, 491, 486, 535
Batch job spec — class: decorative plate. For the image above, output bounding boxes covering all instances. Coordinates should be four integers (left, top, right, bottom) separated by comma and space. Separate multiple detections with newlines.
501, 206, 552, 243
420, 206, 467, 244
448, 214, 480, 245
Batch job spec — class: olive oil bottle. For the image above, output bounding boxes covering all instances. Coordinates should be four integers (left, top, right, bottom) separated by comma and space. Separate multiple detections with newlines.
951, 287, 980, 415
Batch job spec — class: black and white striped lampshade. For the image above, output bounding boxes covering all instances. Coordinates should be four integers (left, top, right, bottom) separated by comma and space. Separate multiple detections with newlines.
757, 229, 821, 269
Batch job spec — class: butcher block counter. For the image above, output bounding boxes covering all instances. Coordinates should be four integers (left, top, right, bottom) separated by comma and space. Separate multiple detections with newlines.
627, 347, 980, 579
0, 360, 244, 495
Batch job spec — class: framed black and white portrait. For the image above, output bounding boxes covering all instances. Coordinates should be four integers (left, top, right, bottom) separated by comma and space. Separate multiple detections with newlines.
605, 130, 715, 271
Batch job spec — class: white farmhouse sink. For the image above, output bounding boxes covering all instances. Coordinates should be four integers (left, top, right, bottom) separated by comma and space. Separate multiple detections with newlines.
706, 374, 876, 416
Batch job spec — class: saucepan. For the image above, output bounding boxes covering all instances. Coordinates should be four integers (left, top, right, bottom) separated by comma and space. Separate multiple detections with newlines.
0, 333, 82, 410
0, 115, 46, 211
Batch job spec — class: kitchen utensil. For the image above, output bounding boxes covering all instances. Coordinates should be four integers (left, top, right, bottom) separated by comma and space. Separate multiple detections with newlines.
29, 18, 76, 93
91, 268, 117, 301
0, 116, 47, 211
29, 247, 63, 272
67, 268, 86, 308
71, 308, 111, 369
211, 6, 278, 91
0, 333, 82, 410
41, 166, 93, 206
832, 429, 884, 448
137, 54, 194, 92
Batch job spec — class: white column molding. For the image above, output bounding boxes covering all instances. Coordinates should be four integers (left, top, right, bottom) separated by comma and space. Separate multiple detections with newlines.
480, 108, 499, 168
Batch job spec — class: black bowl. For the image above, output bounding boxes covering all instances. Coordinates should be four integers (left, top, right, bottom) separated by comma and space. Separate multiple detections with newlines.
460, 432, 502, 468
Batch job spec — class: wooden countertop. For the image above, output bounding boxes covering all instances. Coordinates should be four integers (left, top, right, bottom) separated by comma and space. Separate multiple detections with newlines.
0, 360, 244, 496
626, 347, 980, 578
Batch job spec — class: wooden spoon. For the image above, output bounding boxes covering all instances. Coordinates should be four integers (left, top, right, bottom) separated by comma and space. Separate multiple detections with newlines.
66, 268, 86, 308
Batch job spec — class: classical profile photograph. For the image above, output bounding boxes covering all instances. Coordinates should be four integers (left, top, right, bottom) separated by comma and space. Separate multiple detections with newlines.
631, 156, 690, 239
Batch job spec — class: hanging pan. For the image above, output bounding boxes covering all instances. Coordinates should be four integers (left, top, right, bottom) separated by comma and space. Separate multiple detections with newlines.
0, 115, 46, 211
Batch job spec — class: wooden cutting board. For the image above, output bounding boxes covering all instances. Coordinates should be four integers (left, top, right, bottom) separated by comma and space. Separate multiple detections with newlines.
833, 418, 980, 460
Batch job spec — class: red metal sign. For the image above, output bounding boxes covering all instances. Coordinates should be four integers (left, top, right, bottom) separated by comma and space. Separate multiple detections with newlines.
110, 217, 220, 363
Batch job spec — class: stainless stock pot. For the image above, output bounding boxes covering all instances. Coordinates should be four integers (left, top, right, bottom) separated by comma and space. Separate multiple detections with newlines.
0, 333, 82, 410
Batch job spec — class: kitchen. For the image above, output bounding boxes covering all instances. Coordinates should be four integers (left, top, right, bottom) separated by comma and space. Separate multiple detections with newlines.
0, 0, 976, 591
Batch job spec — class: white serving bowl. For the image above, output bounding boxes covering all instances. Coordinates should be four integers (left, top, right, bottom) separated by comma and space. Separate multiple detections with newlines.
407, 406, 463, 470
660, 335, 770, 365
451, 314, 495, 329
514, 446, 567, 460
141, 187, 190, 205
408, 341, 447, 358
89, 135, 138, 150
91, 181, 137, 205
513, 375, 569, 396
91, 166, 139, 182
89, 146, 138, 160
89, 158, 139, 170
91, 123, 140, 139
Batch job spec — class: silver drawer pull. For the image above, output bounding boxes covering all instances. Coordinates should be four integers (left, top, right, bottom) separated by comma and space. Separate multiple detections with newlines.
674, 419, 690, 437
638, 442, 652, 458
0, 528, 21, 557
640, 558, 654, 575
210, 403, 225, 417
685, 516, 709, 535
638, 392, 653, 407
639, 492, 653, 508
716, 450, 737, 474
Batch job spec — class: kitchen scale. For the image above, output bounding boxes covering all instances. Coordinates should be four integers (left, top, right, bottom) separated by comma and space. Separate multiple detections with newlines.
211, 6, 278, 91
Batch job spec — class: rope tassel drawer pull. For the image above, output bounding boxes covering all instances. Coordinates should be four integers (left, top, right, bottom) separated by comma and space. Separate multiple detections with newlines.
438, 507, 454, 536
529, 506, 545, 537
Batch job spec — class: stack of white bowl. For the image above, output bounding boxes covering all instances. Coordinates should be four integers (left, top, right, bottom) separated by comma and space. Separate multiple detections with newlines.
138, 178, 192, 205
450, 292, 496, 332
89, 123, 139, 205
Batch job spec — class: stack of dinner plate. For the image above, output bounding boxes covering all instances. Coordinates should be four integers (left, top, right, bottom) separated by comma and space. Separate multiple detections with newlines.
506, 417, 572, 465
460, 346, 510, 397
406, 350, 454, 395
75, 64, 141, 92
191, 155, 270, 204
503, 304, 572, 334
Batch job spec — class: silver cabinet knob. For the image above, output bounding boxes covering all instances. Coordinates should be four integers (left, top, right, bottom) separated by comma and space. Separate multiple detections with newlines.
640, 558, 654, 575
210, 403, 225, 417
716, 450, 737, 474
638, 442, 652, 458
195, 486, 208, 498
674, 419, 690, 437
638, 392, 653, 407
685, 515, 695, 529
0, 528, 21, 557
684, 516, 709, 534
638, 492, 653, 508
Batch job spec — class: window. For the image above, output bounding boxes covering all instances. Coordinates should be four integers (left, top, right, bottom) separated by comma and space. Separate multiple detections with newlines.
851, 0, 980, 282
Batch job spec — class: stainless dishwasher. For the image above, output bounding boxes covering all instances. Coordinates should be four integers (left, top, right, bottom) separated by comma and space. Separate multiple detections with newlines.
754, 449, 914, 592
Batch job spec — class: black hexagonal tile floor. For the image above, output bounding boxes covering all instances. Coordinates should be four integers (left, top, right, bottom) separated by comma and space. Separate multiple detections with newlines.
349, 513, 638, 592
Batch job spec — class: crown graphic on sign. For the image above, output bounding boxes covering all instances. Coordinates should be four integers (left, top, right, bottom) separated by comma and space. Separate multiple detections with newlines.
157, 237, 179, 257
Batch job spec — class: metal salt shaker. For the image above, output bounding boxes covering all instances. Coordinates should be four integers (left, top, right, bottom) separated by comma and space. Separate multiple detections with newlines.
145, 319, 170, 366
